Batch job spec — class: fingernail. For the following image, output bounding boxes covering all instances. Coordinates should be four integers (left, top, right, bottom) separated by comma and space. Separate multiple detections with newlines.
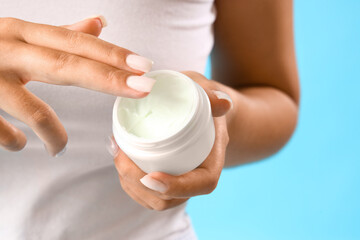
126, 54, 154, 72
44, 144, 67, 157
106, 136, 119, 157
84, 15, 108, 28
140, 175, 168, 193
55, 146, 67, 157
127, 76, 156, 93
213, 90, 233, 109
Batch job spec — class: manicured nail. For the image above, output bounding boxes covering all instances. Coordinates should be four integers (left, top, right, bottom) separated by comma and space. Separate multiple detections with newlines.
140, 175, 168, 193
55, 146, 67, 157
106, 136, 119, 157
126, 54, 154, 72
84, 15, 108, 28
213, 90, 233, 109
44, 144, 66, 157
127, 76, 156, 93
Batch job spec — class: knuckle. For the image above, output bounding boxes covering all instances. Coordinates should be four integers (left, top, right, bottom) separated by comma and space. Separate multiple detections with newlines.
118, 178, 134, 196
0, 17, 19, 32
29, 106, 54, 128
64, 31, 83, 49
207, 79, 216, 84
107, 47, 125, 67
160, 194, 172, 200
105, 70, 118, 83
120, 167, 130, 180
0, 39, 20, 56
207, 79, 219, 88
52, 52, 78, 73
152, 199, 169, 211
105, 70, 124, 88
115, 159, 130, 179
119, 178, 128, 191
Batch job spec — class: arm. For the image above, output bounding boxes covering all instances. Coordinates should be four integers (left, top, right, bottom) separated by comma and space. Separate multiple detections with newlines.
212, 0, 299, 166
0, 17, 154, 155
111, 0, 300, 211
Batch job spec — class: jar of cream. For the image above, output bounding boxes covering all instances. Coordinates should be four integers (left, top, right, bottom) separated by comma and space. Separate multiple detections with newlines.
112, 70, 215, 175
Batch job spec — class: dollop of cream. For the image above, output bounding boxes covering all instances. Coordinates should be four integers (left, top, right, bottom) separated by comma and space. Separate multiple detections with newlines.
117, 73, 195, 139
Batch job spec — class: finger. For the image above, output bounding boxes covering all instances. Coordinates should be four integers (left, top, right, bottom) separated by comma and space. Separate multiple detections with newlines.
17, 18, 153, 73
106, 135, 120, 157
146, 195, 188, 211
143, 169, 217, 198
14, 42, 155, 97
118, 175, 153, 210
140, 117, 228, 198
121, 175, 187, 211
114, 147, 147, 183
113, 146, 172, 200
181, 71, 232, 117
0, 115, 26, 151
207, 90, 233, 117
134, 180, 188, 210
61, 15, 107, 37
0, 79, 67, 156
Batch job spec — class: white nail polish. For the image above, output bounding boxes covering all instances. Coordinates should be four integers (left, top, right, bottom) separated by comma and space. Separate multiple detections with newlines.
84, 15, 108, 28
55, 146, 67, 157
127, 76, 156, 93
213, 90, 233, 109
106, 136, 119, 157
140, 175, 168, 193
126, 54, 154, 72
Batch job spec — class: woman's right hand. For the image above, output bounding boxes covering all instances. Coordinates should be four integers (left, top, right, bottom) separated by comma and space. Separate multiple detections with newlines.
0, 16, 155, 156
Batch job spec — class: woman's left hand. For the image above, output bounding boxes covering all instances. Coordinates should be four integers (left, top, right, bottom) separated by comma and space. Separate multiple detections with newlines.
110, 71, 233, 211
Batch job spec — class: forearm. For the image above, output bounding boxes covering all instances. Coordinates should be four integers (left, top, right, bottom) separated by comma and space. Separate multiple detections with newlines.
218, 83, 298, 167
211, 0, 299, 167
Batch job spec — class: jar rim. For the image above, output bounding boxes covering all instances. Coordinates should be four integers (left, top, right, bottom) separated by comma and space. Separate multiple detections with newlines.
112, 70, 200, 147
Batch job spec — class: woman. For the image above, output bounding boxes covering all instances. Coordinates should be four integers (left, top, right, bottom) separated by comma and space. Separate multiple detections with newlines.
0, 0, 299, 239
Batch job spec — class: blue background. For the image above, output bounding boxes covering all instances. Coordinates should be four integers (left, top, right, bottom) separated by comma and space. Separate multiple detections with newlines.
187, 1, 360, 239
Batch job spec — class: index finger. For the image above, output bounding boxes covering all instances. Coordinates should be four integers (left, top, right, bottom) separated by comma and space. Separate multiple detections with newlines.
11, 42, 156, 97
15, 18, 153, 73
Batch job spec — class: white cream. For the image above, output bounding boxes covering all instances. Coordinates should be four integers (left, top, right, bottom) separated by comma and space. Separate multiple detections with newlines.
117, 72, 196, 140
113, 70, 215, 175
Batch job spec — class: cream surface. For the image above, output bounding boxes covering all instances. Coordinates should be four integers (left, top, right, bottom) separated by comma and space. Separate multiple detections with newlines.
117, 73, 195, 139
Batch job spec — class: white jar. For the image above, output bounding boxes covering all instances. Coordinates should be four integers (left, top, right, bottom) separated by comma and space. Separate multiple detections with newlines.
112, 70, 215, 175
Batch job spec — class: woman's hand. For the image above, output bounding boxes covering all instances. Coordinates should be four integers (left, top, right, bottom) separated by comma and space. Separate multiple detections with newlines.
110, 71, 233, 211
0, 16, 155, 156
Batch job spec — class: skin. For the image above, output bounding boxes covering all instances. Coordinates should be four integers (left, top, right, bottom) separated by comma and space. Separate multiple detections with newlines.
113, 75, 231, 210
0, 17, 149, 156
1, 0, 299, 211
113, 0, 299, 210
213, 0, 299, 166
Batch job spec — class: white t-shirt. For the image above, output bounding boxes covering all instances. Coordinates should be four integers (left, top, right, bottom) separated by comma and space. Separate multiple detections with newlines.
0, 0, 216, 239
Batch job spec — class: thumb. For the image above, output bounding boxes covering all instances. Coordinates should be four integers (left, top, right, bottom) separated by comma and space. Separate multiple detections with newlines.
180, 71, 232, 117
61, 15, 107, 37
206, 90, 233, 117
